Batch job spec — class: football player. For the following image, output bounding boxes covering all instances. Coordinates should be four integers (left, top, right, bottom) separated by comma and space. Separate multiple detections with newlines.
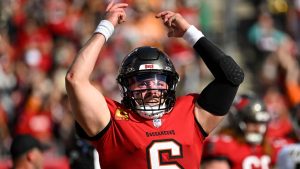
202, 94, 276, 169
65, 1, 244, 168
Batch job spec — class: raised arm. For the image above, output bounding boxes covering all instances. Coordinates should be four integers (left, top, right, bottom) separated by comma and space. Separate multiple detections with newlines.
65, 1, 128, 137
156, 11, 244, 134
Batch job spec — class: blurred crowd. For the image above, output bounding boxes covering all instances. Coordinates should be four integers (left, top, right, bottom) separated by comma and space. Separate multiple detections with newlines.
0, 0, 299, 168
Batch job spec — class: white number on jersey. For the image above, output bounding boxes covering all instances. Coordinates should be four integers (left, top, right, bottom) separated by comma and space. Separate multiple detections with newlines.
243, 155, 271, 169
146, 139, 183, 169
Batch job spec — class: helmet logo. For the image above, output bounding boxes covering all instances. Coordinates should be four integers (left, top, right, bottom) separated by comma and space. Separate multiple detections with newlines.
145, 64, 154, 69
139, 64, 161, 70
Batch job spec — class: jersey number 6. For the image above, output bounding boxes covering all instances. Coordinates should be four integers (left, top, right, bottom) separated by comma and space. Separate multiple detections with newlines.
146, 139, 183, 169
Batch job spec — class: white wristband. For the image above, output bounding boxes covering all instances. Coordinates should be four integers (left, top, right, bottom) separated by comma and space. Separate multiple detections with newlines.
94, 20, 114, 41
183, 25, 204, 46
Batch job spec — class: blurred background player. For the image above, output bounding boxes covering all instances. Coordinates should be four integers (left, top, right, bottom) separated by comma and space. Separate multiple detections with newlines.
201, 93, 291, 169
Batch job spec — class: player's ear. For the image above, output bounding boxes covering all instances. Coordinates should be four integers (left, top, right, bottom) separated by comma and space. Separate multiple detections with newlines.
26, 149, 36, 162
26, 149, 36, 161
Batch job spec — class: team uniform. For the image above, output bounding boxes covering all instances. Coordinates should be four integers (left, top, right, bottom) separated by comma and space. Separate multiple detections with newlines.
202, 134, 291, 169
89, 94, 206, 169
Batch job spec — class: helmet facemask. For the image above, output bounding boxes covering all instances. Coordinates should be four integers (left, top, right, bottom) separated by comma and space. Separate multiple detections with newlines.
119, 72, 177, 119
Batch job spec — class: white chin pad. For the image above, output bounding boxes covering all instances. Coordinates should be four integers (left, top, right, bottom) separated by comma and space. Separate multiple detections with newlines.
245, 132, 263, 144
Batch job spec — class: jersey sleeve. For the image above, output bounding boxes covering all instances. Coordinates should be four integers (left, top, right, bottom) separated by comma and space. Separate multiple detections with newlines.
74, 97, 120, 141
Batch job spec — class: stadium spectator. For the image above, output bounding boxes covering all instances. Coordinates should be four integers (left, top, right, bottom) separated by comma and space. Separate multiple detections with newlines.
201, 157, 232, 169
247, 10, 287, 87
10, 134, 47, 169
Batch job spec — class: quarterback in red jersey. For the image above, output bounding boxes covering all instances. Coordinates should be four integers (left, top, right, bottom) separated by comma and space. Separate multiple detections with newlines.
202, 94, 291, 169
65, 1, 244, 169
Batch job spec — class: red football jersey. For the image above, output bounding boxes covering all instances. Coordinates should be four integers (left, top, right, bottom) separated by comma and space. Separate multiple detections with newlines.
202, 134, 287, 169
91, 94, 206, 169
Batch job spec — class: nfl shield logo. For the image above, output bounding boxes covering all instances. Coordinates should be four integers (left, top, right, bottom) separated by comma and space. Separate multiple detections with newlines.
152, 118, 162, 128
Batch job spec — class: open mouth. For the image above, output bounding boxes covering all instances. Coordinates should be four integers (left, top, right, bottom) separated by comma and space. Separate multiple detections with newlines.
145, 98, 160, 103
147, 100, 159, 103
143, 100, 160, 107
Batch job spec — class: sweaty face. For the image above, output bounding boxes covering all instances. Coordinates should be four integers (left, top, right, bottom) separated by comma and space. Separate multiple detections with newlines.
128, 74, 168, 107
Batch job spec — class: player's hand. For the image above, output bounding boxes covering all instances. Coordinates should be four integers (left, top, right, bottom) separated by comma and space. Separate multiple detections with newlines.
156, 11, 190, 37
105, 0, 128, 26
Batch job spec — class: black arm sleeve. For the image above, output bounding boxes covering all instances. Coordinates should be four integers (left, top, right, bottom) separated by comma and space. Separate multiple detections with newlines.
194, 37, 244, 116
